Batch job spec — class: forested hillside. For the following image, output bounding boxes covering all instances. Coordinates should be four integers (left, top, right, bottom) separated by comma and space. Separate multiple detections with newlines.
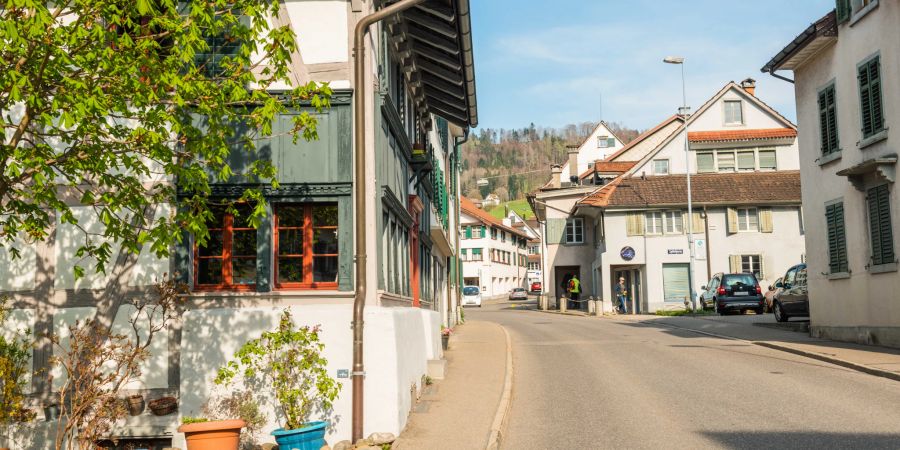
460, 122, 641, 203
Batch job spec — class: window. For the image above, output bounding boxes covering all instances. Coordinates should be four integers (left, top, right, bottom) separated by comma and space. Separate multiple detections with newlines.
741, 255, 763, 280
825, 201, 849, 273
464, 226, 472, 239
195, 19, 244, 78
274, 204, 338, 289
471, 248, 481, 261
652, 159, 669, 175
460, 249, 468, 261
565, 218, 584, 244
529, 245, 540, 255
195, 204, 257, 290
737, 151, 755, 171
528, 262, 540, 270
598, 136, 609, 148
759, 149, 777, 170
724, 100, 743, 125
867, 184, 894, 266
818, 84, 840, 155
717, 152, 735, 171
491, 228, 497, 240
697, 152, 715, 173
858, 55, 884, 139
664, 211, 683, 234
501, 231, 506, 243
737, 207, 759, 232
645, 212, 664, 235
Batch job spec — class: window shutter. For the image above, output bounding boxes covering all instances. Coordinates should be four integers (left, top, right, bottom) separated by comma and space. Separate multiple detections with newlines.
546, 218, 566, 244
819, 89, 830, 152
759, 207, 774, 233
729, 255, 741, 273
868, 185, 894, 266
836, 0, 851, 22
465, 226, 472, 239
607, 137, 616, 147
758, 255, 766, 281
626, 212, 645, 236
826, 203, 849, 273
726, 208, 738, 234
869, 58, 884, 134
859, 63, 874, 137
697, 152, 715, 173
692, 212, 705, 232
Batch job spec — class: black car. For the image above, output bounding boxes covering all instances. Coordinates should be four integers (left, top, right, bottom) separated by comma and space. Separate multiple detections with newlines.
772, 264, 809, 322
699, 272, 765, 315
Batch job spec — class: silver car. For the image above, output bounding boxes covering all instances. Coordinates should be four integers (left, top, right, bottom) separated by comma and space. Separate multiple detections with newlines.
509, 288, 528, 301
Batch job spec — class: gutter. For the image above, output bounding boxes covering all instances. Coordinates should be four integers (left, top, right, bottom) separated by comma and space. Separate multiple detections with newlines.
456, 0, 478, 127
351, 0, 426, 442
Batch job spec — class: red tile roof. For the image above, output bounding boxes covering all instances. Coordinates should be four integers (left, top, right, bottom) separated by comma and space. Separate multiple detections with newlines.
688, 128, 797, 143
579, 171, 801, 208
460, 196, 530, 238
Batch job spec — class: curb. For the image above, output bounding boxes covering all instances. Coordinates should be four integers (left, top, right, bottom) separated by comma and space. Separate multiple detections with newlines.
634, 318, 900, 383
486, 324, 513, 450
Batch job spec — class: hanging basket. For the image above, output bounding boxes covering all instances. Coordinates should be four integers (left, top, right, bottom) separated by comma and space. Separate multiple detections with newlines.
148, 397, 177, 416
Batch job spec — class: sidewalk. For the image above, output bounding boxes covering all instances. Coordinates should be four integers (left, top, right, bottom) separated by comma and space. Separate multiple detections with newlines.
613, 314, 900, 382
393, 320, 510, 450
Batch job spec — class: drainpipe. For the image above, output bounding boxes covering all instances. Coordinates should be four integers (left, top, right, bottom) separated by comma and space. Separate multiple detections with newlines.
454, 130, 470, 324
352, 0, 425, 442
703, 206, 712, 279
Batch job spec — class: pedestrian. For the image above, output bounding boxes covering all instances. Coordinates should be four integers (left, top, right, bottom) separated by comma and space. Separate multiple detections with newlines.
568, 274, 581, 310
615, 277, 628, 314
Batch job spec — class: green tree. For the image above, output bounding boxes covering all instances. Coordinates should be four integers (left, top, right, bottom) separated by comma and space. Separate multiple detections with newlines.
0, 0, 330, 275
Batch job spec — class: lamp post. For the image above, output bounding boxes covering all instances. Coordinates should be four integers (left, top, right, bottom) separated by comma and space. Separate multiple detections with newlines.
663, 56, 697, 311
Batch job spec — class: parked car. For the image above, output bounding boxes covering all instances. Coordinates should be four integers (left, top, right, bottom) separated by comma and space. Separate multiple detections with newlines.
530, 281, 542, 293
763, 277, 783, 313
462, 286, 482, 308
699, 272, 765, 315
509, 287, 528, 301
772, 264, 809, 322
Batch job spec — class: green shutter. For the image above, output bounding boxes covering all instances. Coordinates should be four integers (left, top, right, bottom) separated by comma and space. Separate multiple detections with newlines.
826, 202, 848, 273
869, 58, 884, 134
868, 185, 894, 266
859, 57, 883, 138
836, 0, 851, 22
546, 218, 566, 244
697, 152, 715, 173
819, 89, 832, 154
465, 226, 472, 239
607, 137, 616, 147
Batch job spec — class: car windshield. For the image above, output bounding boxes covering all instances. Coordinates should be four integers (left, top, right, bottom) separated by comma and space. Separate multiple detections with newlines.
513, 288, 525, 292
724, 274, 756, 287
463, 287, 480, 295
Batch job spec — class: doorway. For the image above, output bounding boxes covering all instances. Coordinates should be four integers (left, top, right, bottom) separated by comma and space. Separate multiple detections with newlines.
612, 266, 644, 314
554, 266, 581, 307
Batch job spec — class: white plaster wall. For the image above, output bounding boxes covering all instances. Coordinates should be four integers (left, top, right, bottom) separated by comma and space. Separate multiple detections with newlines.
0, 238, 37, 291
541, 192, 598, 298
459, 212, 530, 297
560, 123, 624, 180
689, 86, 790, 131
110, 304, 169, 390
176, 305, 439, 448
128, 204, 173, 287
285, 1, 349, 65
50, 307, 97, 389
793, 1, 900, 331
54, 206, 120, 290
1, 308, 35, 394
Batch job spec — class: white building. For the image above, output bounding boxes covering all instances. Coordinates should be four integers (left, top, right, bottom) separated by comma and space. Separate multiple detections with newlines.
460, 197, 531, 297
763, 1, 900, 347
559, 121, 626, 182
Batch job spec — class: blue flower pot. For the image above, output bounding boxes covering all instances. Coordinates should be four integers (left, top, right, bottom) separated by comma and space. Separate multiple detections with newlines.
271, 421, 328, 450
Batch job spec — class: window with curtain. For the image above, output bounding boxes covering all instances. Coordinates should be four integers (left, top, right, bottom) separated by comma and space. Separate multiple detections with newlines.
737, 207, 759, 232
195, 204, 257, 290
741, 254, 763, 280
645, 212, 664, 235
724, 100, 743, 124
652, 159, 669, 175
598, 136, 609, 148
718, 152, 735, 172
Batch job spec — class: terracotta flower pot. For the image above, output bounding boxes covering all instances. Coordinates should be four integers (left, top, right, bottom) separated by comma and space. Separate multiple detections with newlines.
178, 419, 246, 450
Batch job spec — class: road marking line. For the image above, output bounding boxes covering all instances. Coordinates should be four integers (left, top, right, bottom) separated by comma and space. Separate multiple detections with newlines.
486, 324, 513, 450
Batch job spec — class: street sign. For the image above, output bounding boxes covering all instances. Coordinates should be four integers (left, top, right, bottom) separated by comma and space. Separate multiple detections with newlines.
667, 249, 684, 255
620, 246, 636, 261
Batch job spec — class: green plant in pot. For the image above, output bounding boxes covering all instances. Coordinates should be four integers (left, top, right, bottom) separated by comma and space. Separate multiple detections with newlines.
215, 310, 341, 450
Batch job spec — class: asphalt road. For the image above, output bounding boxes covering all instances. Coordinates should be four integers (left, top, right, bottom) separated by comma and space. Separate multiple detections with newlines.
468, 300, 900, 449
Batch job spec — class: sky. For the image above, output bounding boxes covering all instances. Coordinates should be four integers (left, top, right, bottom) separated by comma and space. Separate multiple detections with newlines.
469, 0, 835, 131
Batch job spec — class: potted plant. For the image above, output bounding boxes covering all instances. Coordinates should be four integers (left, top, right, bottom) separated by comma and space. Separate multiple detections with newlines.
215, 310, 341, 450
441, 326, 453, 351
178, 417, 245, 450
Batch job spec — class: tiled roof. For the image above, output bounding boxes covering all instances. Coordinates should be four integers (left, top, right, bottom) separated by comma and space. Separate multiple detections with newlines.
604, 115, 683, 162
579, 161, 638, 179
688, 128, 797, 143
460, 196, 530, 238
580, 171, 801, 208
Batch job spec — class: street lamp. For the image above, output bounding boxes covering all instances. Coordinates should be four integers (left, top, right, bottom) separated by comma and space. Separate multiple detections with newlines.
663, 56, 697, 311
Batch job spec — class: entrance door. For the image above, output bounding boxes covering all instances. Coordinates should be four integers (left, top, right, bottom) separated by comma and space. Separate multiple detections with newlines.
555, 266, 580, 299
662, 263, 690, 304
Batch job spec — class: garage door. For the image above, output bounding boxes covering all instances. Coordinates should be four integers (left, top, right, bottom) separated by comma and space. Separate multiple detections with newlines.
662, 263, 690, 303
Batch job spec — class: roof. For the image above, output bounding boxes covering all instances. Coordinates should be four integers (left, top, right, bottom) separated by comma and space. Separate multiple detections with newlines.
604, 115, 684, 162
688, 128, 798, 143
762, 10, 837, 74
570, 121, 626, 150
579, 161, 639, 180
460, 196, 529, 238
580, 171, 801, 208
379, 0, 478, 128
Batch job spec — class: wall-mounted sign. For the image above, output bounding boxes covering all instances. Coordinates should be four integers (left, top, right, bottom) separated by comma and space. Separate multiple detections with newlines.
620, 246, 636, 261
667, 249, 684, 255
694, 239, 707, 260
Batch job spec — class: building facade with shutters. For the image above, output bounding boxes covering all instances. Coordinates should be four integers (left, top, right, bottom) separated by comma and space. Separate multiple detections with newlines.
763, 0, 900, 347
0, 1, 477, 447
459, 197, 531, 297
533, 80, 806, 313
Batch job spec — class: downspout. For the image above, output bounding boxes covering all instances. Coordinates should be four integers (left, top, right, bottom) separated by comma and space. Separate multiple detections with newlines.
703, 206, 712, 278
352, 0, 425, 442
453, 130, 470, 324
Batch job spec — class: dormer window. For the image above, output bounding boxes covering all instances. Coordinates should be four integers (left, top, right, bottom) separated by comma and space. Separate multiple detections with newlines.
724, 100, 743, 125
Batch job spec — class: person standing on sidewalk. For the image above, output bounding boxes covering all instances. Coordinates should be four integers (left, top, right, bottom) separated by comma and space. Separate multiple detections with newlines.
615, 277, 628, 314
568, 275, 581, 310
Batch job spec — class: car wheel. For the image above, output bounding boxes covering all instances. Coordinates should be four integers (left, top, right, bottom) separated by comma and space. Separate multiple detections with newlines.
700, 299, 707, 310
774, 302, 788, 323
755, 307, 764, 315
715, 301, 726, 316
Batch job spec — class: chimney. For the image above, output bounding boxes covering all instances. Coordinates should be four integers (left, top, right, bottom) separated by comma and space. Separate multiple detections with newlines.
741, 78, 756, 96
550, 164, 562, 188
567, 148, 580, 184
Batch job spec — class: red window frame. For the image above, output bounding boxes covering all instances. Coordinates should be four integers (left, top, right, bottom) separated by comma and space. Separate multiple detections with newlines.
193, 206, 257, 291
274, 204, 339, 290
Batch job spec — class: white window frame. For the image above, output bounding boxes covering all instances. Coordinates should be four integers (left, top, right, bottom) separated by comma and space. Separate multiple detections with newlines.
741, 254, 762, 279
663, 211, 684, 234
645, 211, 664, 235
565, 218, 584, 244
724, 100, 744, 125
758, 148, 777, 170
598, 136, 609, 148
736, 207, 759, 232
737, 150, 756, 171
652, 159, 670, 175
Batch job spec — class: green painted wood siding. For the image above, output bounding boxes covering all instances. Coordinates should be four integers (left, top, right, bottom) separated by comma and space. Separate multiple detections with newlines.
867, 185, 894, 266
